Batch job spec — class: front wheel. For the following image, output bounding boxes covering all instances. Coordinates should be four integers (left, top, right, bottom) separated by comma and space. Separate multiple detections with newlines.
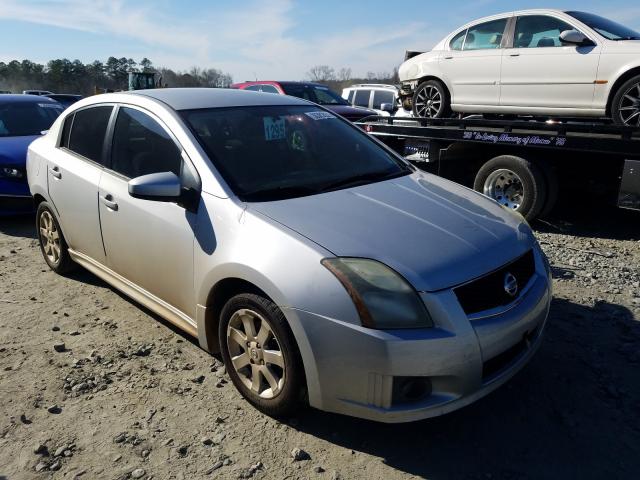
412, 80, 451, 119
611, 74, 640, 126
219, 293, 306, 418
474, 155, 547, 221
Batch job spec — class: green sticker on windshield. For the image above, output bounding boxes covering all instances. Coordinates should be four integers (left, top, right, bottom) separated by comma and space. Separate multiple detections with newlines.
263, 116, 285, 141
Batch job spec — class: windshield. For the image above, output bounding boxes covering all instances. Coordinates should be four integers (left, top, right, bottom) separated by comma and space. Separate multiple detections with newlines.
280, 84, 349, 105
181, 105, 411, 202
0, 102, 63, 137
567, 11, 640, 40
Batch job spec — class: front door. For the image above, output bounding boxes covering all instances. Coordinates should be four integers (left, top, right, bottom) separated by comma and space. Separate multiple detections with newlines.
439, 17, 509, 107
500, 14, 602, 111
98, 106, 197, 318
47, 105, 113, 264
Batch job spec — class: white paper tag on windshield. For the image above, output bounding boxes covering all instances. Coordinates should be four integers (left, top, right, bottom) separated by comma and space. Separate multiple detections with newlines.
263, 117, 286, 141
305, 111, 335, 120
38, 103, 60, 109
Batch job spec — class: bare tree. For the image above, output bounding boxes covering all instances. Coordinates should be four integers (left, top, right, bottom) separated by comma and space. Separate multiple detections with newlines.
307, 65, 336, 82
337, 67, 352, 82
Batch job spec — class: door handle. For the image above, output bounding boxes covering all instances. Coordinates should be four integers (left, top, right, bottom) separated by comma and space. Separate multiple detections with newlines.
509, 53, 520, 57
49, 166, 61, 179
443, 55, 454, 60
100, 194, 118, 211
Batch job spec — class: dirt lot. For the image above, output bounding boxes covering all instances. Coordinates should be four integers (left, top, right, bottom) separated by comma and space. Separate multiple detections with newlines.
1, 202, 639, 480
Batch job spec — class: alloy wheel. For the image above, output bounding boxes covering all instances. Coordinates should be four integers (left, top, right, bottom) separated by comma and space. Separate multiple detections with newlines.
618, 81, 640, 127
226, 308, 286, 399
483, 169, 524, 210
39, 210, 61, 265
414, 85, 442, 118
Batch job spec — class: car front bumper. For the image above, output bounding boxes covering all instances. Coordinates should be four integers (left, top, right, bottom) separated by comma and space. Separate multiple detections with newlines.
0, 178, 33, 215
286, 250, 551, 423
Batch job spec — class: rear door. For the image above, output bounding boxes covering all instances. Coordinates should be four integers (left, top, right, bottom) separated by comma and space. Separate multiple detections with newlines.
47, 105, 113, 264
438, 17, 509, 107
98, 105, 198, 317
500, 14, 601, 110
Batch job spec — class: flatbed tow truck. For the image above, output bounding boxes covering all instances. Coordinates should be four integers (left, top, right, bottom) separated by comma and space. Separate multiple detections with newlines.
357, 116, 640, 220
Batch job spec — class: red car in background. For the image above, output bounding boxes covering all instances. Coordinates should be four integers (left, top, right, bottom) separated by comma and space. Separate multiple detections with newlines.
230, 81, 378, 122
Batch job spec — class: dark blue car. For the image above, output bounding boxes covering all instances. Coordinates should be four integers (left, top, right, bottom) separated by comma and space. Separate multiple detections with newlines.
0, 95, 63, 215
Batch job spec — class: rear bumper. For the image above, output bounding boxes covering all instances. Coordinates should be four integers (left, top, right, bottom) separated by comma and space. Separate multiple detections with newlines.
286, 249, 551, 423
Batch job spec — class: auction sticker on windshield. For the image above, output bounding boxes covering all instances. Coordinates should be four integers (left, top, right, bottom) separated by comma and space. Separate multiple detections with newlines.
305, 111, 335, 121
264, 116, 286, 141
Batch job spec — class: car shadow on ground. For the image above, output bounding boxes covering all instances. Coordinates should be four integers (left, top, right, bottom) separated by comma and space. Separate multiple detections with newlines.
292, 297, 640, 479
0, 214, 36, 239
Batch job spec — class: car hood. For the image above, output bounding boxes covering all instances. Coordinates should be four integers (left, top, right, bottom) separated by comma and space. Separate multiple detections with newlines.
0, 135, 40, 166
324, 104, 378, 120
250, 172, 534, 292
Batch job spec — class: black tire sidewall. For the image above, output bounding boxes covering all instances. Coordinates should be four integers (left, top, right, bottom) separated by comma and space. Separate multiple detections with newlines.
412, 80, 451, 118
611, 74, 640, 126
473, 155, 547, 221
219, 293, 305, 417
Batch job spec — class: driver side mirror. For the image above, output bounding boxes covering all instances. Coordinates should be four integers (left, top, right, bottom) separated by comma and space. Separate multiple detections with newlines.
560, 29, 594, 46
380, 103, 395, 113
128, 171, 181, 202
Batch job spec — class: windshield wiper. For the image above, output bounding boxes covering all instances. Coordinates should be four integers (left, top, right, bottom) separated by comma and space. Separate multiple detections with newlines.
320, 170, 408, 192
240, 184, 322, 202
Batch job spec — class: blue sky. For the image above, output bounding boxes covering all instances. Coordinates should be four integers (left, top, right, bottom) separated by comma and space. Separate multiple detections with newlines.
0, 0, 638, 81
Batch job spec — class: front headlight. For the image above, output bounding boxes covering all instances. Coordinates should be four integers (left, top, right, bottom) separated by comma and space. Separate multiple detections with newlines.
0, 167, 24, 179
322, 257, 433, 329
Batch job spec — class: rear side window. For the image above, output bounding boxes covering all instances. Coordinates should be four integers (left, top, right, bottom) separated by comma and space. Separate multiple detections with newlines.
60, 113, 73, 148
450, 30, 467, 50
353, 89, 371, 108
372, 90, 395, 109
347, 90, 354, 103
260, 85, 279, 93
244, 85, 262, 91
464, 18, 508, 50
67, 106, 113, 163
110, 107, 182, 179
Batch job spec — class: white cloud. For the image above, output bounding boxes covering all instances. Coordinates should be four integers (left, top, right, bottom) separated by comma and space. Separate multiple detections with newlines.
0, 0, 445, 80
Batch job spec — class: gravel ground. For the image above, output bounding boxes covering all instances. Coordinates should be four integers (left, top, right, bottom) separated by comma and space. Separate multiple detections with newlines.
1, 202, 639, 480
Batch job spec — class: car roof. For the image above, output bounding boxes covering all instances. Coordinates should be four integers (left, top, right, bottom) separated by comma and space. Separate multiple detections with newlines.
0, 94, 59, 104
457, 8, 569, 27
129, 87, 310, 110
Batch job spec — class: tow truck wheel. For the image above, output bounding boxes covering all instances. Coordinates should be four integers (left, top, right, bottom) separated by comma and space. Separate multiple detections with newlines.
474, 155, 547, 221
412, 80, 451, 119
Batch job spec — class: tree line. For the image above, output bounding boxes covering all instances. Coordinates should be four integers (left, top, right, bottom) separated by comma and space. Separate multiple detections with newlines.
0, 57, 233, 95
306, 65, 400, 92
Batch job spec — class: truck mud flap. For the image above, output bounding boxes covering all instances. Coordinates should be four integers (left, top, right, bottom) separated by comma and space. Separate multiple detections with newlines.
618, 159, 640, 211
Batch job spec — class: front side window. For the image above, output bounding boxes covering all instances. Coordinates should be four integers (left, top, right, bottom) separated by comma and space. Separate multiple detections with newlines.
464, 18, 508, 50
67, 106, 112, 163
280, 84, 349, 105
514, 15, 575, 48
244, 85, 262, 91
353, 89, 371, 108
110, 107, 181, 179
0, 101, 63, 137
450, 30, 467, 50
567, 11, 640, 40
372, 90, 395, 109
181, 105, 411, 202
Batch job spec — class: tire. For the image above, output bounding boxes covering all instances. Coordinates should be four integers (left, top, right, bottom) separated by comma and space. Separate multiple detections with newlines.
473, 155, 547, 221
611, 74, 640, 126
36, 202, 76, 274
219, 293, 306, 418
412, 80, 451, 119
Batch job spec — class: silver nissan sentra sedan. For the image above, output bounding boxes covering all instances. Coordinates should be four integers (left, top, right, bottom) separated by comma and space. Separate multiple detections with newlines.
27, 88, 551, 423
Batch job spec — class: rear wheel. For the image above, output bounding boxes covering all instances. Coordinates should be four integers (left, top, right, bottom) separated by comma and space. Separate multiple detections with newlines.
412, 80, 451, 119
474, 155, 547, 221
36, 202, 76, 274
611, 74, 640, 126
219, 293, 305, 417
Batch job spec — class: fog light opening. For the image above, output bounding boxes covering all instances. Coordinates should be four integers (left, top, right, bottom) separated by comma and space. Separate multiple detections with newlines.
392, 377, 432, 406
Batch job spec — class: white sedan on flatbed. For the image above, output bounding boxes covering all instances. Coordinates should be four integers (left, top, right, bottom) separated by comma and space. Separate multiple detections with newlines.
398, 10, 640, 125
